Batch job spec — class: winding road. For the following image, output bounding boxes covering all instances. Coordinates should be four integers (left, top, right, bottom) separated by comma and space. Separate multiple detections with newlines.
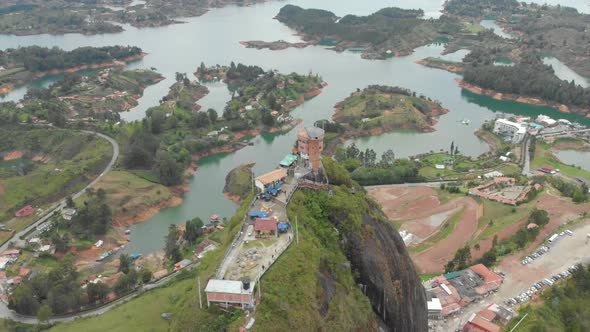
0, 129, 121, 323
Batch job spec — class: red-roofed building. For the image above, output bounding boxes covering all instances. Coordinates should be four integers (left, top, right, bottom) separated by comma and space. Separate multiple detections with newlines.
15, 205, 35, 218
469, 264, 503, 285
18, 268, 31, 277
463, 314, 501, 332
477, 309, 497, 322
538, 165, 555, 174
254, 218, 278, 237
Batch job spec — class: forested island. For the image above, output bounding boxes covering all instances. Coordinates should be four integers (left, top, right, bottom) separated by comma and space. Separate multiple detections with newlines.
0, 0, 270, 35
460, 58, 590, 115
0, 46, 145, 94
272, 5, 462, 59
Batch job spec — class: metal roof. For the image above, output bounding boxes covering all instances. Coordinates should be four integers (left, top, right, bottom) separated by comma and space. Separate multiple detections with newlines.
205, 279, 252, 294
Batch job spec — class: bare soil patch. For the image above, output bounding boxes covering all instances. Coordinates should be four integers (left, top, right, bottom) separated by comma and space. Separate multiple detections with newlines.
2, 150, 24, 160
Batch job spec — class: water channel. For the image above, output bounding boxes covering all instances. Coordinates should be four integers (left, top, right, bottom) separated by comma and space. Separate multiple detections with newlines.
1, 0, 589, 254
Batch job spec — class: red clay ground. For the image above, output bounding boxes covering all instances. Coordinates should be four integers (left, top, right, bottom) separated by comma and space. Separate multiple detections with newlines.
368, 186, 481, 273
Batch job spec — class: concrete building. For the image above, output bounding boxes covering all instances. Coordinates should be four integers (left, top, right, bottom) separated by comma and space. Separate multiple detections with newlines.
427, 297, 443, 320
493, 119, 526, 143
297, 127, 324, 172
205, 279, 255, 309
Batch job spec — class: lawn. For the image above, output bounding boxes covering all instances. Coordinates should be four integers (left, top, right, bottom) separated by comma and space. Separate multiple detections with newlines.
532, 141, 590, 179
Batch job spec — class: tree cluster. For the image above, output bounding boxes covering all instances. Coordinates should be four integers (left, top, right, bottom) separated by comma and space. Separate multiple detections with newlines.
9, 256, 82, 315
0, 46, 142, 72
463, 62, 590, 108
68, 188, 112, 238
334, 143, 422, 186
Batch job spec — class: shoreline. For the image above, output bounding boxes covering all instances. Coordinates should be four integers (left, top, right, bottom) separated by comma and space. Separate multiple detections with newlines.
0, 53, 148, 96
414, 59, 464, 73
455, 78, 589, 117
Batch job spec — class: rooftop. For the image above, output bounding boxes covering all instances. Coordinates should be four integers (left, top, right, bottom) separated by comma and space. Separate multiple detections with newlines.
255, 168, 287, 186
205, 279, 252, 295
469, 264, 503, 285
254, 218, 278, 232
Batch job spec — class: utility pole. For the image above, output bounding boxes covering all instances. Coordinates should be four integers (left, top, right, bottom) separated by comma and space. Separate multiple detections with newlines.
198, 277, 202, 309
258, 276, 261, 299
296, 216, 299, 244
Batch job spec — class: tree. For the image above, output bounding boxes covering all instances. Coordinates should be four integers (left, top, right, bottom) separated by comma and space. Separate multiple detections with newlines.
528, 209, 549, 226
9, 284, 39, 315
184, 217, 204, 244
36, 304, 53, 324
140, 268, 152, 284
380, 149, 396, 166
118, 254, 132, 274
65, 195, 75, 208
86, 282, 110, 304
492, 234, 498, 248
207, 108, 218, 123
154, 150, 183, 186
165, 224, 182, 262
515, 228, 528, 248
450, 141, 454, 156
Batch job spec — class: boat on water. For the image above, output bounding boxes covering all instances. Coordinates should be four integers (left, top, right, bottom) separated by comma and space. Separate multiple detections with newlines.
461, 119, 471, 125
210, 214, 220, 223
125, 229, 131, 235
130, 253, 142, 260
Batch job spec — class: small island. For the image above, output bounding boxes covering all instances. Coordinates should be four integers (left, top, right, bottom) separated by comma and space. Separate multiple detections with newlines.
17, 68, 163, 120
195, 62, 326, 132
0, 46, 146, 95
415, 57, 464, 73
332, 85, 449, 137
223, 163, 254, 203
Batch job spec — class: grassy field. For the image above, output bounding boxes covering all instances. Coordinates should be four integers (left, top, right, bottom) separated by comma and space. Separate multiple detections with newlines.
532, 141, 590, 179
475, 199, 534, 241
409, 208, 464, 253
92, 170, 173, 222
0, 128, 112, 222
462, 22, 485, 33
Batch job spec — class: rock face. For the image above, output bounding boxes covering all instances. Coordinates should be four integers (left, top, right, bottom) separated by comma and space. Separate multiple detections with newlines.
340, 209, 428, 331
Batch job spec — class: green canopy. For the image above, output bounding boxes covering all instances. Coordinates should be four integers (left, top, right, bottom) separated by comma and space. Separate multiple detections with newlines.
280, 154, 297, 167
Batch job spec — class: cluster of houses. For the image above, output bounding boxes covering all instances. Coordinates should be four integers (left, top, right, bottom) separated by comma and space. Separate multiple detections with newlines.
427, 264, 504, 319
493, 114, 584, 144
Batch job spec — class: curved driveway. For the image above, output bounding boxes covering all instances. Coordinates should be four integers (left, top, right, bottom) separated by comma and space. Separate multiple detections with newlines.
0, 129, 120, 322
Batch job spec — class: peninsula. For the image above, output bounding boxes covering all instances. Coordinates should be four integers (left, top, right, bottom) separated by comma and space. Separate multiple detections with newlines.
0, 46, 146, 95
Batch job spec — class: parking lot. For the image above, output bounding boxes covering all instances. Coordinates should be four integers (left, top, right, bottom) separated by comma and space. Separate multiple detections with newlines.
432, 220, 590, 332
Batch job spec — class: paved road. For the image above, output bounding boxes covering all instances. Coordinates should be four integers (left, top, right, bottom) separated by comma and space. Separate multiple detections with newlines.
364, 181, 459, 190
0, 130, 119, 252
0, 129, 120, 323
0, 262, 199, 324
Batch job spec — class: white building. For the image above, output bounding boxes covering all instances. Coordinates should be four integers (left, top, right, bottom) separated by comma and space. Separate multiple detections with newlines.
493, 119, 527, 143
536, 115, 557, 127
427, 297, 443, 320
